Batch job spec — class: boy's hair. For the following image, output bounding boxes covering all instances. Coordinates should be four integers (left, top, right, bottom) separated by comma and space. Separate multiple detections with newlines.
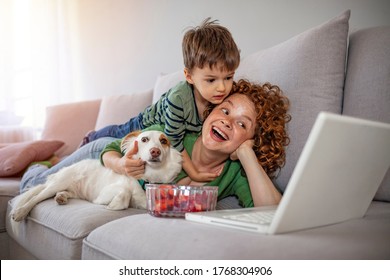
182, 18, 240, 72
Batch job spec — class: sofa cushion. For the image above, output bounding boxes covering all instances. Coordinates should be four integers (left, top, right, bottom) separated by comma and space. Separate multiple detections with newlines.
6, 198, 146, 259
95, 89, 153, 130
0, 140, 64, 177
342, 26, 390, 202
41, 100, 101, 158
82, 202, 390, 260
235, 10, 350, 192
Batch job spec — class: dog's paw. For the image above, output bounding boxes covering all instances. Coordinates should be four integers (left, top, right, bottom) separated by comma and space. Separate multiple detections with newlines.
131, 198, 147, 210
10, 207, 29, 222
131, 191, 147, 209
55, 193, 68, 205
105, 203, 127, 211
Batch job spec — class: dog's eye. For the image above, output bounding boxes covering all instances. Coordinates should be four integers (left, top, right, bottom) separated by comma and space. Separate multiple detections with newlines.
160, 138, 168, 145
141, 137, 149, 143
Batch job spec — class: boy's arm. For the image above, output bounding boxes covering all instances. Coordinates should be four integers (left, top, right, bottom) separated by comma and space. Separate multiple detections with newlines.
182, 149, 219, 182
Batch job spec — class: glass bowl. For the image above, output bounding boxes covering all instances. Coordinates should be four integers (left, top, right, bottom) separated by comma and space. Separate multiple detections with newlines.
146, 184, 218, 217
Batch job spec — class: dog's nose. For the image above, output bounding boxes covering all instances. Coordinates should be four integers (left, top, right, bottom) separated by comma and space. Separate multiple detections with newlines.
150, 147, 161, 158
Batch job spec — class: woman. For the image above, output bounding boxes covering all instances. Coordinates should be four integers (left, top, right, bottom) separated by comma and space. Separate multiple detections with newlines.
21, 79, 290, 207
101, 79, 290, 207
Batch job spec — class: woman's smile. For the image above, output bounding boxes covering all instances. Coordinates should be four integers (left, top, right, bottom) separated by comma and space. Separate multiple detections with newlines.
210, 126, 229, 142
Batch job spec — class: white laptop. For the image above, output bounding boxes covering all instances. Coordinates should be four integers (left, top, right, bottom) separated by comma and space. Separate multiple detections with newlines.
185, 112, 390, 234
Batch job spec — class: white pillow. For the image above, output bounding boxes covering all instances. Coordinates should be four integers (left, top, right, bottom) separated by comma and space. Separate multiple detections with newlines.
95, 89, 153, 130
152, 71, 184, 104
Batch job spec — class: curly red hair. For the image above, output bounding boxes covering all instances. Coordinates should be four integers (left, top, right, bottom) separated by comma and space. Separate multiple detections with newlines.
205, 79, 291, 178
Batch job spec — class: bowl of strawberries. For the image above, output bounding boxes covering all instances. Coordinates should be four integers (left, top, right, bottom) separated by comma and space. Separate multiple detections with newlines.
145, 184, 218, 217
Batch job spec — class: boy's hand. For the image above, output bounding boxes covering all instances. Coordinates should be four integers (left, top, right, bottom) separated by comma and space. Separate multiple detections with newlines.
189, 170, 222, 183
121, 141, 145, 179
230, 139, 254, 161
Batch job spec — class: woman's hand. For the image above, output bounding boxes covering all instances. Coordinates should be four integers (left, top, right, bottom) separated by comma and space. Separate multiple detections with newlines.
188, 170, 222, 183
103, 141, 145, 179
230, 139, 254, 161
120, 141, 145, 178
233, 139, 282, 207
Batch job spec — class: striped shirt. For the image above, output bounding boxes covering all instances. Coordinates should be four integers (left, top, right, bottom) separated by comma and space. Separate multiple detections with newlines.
141, 81, 203, 152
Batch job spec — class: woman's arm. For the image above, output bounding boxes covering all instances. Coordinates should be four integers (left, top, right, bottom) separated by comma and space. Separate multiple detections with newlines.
235, 140, 282, 207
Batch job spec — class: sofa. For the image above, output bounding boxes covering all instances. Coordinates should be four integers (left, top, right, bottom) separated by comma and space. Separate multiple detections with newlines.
1, 10, 389, 260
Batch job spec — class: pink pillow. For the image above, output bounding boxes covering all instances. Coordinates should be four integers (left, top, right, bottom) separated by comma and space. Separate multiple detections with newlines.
41, 100, 101, 158
0, 140, 64, 177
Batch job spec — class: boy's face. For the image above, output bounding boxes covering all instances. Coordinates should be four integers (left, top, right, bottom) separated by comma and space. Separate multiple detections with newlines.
185, 64, 235, 105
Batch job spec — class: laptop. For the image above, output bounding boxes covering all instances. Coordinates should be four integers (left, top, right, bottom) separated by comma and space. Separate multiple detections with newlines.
185, 112, 390, 234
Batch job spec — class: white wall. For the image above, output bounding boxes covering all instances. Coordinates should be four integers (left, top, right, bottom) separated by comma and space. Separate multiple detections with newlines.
69, 0, 390, 100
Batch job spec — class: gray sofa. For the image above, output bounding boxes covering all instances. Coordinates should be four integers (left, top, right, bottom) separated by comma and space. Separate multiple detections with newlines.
1, 10, 390, 259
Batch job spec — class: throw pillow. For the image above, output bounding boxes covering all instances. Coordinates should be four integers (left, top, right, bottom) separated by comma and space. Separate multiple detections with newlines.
342, 26, 390, 202
0, 140, 64, 177
235, 10, 350, 192
41, 99, 101, 158
152, 71, 184, 104
94, 89, 153, 131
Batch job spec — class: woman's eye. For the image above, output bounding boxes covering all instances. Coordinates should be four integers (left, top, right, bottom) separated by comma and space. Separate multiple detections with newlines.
238, 122, 246, 129
141, 137, 149, 143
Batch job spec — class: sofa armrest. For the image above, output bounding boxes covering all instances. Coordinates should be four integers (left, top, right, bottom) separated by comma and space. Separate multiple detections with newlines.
0, 126, 35, 144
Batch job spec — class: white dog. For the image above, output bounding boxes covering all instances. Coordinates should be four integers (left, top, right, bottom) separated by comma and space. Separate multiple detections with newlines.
11, 130, 182, 222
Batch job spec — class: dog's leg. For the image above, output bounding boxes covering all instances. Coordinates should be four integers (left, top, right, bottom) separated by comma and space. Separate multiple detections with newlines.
105, 179, 146, 210
10, 184, 46, 222
106, 188, 132, 210
92, 183, 124, 208
11, 164, 83, 221
11, 181, 69, 222
130, 183, 147, 209
55, 190, 77, 205
93, 182, 133, 210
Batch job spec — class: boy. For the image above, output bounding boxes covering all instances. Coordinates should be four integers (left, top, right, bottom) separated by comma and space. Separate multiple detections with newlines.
80, 18, 240, 182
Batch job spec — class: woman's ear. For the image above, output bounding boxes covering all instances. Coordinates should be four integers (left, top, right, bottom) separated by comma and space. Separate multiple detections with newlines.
184, 68, 194, 84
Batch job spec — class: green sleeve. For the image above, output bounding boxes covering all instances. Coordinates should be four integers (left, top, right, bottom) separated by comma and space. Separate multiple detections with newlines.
99, 139, 123, 166
176, 133, 254, 207
216, 162, 254, 208
229, 170, 254, 208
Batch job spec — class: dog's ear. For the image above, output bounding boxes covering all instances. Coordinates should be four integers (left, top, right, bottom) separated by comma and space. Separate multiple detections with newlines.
120, 131, 141, 154
159, 133, 171, 148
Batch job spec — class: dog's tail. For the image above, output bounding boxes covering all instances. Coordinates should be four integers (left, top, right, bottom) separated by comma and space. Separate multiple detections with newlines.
11, 184, 46, 211
8, 184, 45, 238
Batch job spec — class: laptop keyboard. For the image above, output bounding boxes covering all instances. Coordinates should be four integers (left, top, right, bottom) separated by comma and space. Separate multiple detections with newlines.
222, 210, 275, 225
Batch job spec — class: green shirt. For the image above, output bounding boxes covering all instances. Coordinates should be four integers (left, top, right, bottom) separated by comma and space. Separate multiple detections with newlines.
101, 130, 254, 208
141, 81, 203, 152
